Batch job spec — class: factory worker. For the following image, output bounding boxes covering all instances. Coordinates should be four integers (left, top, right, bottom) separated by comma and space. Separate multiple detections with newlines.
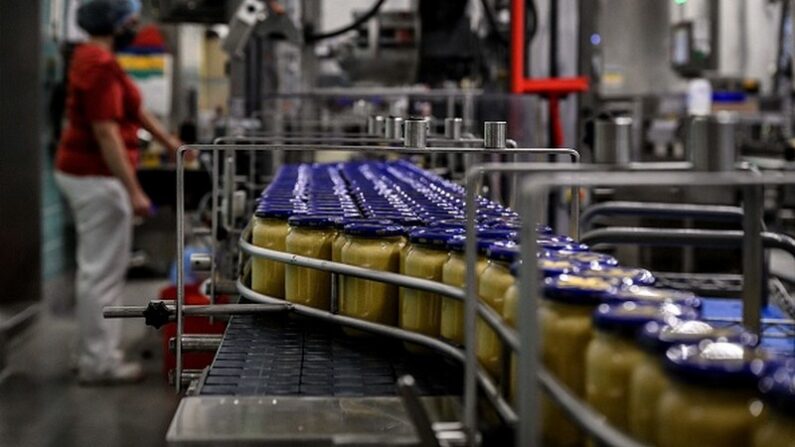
54, 0, 184, 384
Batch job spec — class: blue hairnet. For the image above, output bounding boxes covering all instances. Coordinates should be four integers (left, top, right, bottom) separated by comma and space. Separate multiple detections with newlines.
77, 0, 141, 36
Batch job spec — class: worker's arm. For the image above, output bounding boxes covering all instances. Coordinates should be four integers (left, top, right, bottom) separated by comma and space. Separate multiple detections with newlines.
92, 120, 151, 217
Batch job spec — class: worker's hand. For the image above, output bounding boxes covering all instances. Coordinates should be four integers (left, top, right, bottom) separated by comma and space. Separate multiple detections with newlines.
131, 190, 153, 218
267, 0, 285, 15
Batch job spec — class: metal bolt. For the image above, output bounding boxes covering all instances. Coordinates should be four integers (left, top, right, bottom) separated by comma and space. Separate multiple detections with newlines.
404, 119, 429, 149
190, 253, 212, 272
444, 117, 463, 140
483, 121, 507, 149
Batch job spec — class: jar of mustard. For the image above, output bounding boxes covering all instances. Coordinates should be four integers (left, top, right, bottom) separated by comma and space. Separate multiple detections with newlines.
251, 208, 294, 298
477, 241, 519, 378
284, 215, 337, 310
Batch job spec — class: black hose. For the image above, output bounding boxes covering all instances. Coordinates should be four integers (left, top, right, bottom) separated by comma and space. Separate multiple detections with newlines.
305, 0, 388, 43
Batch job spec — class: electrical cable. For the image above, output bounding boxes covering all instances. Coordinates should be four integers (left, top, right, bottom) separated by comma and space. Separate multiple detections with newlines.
305, 0, 388, 43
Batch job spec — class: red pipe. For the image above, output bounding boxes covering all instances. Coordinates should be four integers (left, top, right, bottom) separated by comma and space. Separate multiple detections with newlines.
510, 0, 525, 94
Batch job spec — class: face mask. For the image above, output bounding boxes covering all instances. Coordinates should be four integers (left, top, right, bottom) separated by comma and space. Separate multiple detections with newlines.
113, 27, 137, 51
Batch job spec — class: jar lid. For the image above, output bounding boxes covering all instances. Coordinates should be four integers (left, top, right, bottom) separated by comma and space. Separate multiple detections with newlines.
577, 266, 656, 286
255, 208, 296, 219
610, 286, 702, 309
486, 241, 520, 262
287, 215, 337, 228
446, 236, 505, 254
343, 222, 405, 237
592, 301, 699, 338
408, 228, 463, 247
553, 250, 619, 267
759, 360, 795, 415
543, 274, 618, 305
427, 219, 467, 230
477, 228, 519, 241
664, 342, 767, 389
538, 240, 590, 252
639, 320, 757, 355
538, 257, 577, 277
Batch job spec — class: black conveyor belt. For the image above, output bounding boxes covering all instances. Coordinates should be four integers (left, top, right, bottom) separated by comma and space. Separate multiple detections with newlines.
200, 314, 463, 397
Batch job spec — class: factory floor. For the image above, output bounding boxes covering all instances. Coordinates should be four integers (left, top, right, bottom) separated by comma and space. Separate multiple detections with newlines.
0, 278, 179, 447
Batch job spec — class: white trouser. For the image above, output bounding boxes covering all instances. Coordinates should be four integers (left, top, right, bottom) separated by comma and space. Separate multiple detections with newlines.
55, 171, 132, 374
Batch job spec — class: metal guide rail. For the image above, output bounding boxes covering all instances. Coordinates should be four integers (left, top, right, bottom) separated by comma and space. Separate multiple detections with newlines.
106, 126, 795, 445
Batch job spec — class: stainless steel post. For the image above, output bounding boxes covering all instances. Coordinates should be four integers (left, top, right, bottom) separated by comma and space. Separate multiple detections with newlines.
690, 113, 738, 172
594, 117, 632, 165
367, 115, 385, 135
385, 116, 404, 140
404, 119, 429, 149
483, 121, 507, 149
742, 185, 765, 336
444, 117, 463, 140
176, 147, 185, 393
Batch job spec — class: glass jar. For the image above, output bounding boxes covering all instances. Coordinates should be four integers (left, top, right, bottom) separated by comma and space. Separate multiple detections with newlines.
439, 234, 510, 345
584, 302, 698, 433
754, 361, 795, 447
539, 274, 617, 447
399, 229, 459, 351
657, 342, 766, 447
339, 223, 406, 333
629, 320, 753, 443
251, 208, 292, 298
477, 242, 519, 378
284, 216, 337, 310
333, 218, 393, 306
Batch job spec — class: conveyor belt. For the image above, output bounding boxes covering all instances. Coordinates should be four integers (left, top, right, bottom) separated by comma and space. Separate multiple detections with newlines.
199, 314, 463, 397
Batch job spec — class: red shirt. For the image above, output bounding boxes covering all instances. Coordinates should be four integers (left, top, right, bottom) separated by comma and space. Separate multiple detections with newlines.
56, 44, 142, 177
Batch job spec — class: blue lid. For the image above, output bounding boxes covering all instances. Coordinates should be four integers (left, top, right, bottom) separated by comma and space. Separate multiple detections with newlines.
543, 274, 619, 305
592, 301, 699, 338
639, 320, 757, 355
477, 228, 519, 241
537, 257, 578, 277
486, 241, 520, 262
538, 240, 590, 252
287, 215, 336, 228
759, 360, 795, 415
664, 342, 767, 388
610, 286, 703, 310
554, 251, 618, 267
343, 223, 405, 237
255, 208, 295, 219
578, 266, 656, 286
446, 236, 505, 254
427, 219, 466, 230
408, 228, 462, 247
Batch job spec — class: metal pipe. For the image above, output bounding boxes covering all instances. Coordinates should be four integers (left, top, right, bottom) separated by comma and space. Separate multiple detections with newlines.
404, 119, 429, 149
103, 303, 288, 319
235, 279, 517, 425
238, 239, 519, 351
176, 148, 185, 393
743, 185, 765, 336
580, 201, 745, 232
397, 376, 441, 447
170, 335, 223, 352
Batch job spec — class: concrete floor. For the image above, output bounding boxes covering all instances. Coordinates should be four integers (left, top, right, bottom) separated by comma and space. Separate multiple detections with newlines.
0, 279, 180, 447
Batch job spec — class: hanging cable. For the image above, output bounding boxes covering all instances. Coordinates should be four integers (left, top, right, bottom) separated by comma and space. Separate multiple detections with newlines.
305, 0, 388, 43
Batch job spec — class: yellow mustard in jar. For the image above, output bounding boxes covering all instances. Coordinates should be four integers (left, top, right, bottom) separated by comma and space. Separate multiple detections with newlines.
585, 301, 698, 433
476, 242, 519, 378
629, 320, 752, 443
399, 229, 461, 351
251, 210, 292, 298
440, 236, 490, 345
339, 223, 405, 334
539, 274, 616, 447
284, 216, 337, 310
754, 360, 795, 447
657, 342, 766, 447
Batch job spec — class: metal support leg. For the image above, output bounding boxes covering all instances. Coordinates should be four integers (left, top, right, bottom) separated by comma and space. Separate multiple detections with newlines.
742, 185, 765, 337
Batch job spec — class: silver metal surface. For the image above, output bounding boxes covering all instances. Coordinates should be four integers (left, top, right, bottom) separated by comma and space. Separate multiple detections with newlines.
368, 115, 385, 136
743, 185, 765, 335
103, 303, 288, 319
397, 376, 441, 447
170, 335, 223, 353
444, 118, 463, 141
166, 395, 461, 446
483, 121, 507, 149
385, 117, 404, 140
690, 113, 739, 172
580, 201, 745, 231
594, 117, 633, 165
189, 253, 212, 273
403, 119, 429, 149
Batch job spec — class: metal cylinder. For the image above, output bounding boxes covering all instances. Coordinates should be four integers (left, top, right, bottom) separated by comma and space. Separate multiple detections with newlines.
689, 113, 738, 172
484, 121, 507, 149
444, 117, 463, 140
404, 119, 429, 148
594, 117, 633, 165
190, 253, 212, 272
385, 116, 404, 139
367, 115, 385, 136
